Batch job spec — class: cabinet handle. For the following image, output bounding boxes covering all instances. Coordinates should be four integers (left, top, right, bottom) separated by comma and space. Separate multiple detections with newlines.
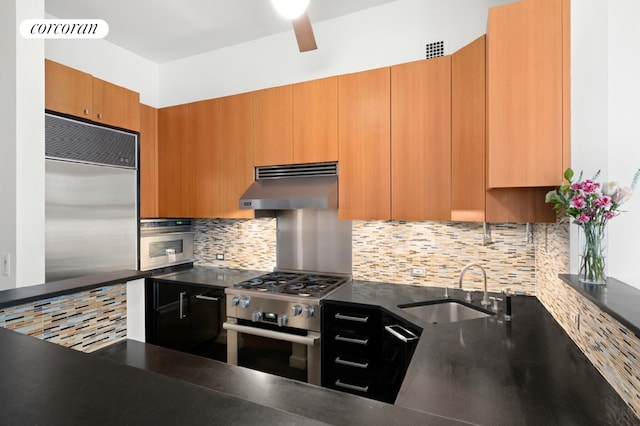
384, 324, 419, 342
335, 379, 369, 393
83, 108, 90, 115
97, 112, 103, 119
335, 357, 369, 369
335, 313, 369, 323
179, 291, 187, 319
335, 334, 369, 345
195, 295, 219, 301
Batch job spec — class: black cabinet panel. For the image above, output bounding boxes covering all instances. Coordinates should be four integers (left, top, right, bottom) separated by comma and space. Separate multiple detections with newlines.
146, 279, 222, 352
322, 301, 421, 404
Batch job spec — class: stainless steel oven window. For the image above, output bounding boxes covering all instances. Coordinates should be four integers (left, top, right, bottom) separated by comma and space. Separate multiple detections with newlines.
149, 239, 184, 257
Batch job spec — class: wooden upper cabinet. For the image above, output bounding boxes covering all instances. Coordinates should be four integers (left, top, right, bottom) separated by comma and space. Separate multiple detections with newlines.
451, 36, 486, 222
92, 77, 140, 131
45, 59, 140, 131
486, 0, 570, 188
253, 85, 293, 166
292, 76, 338, 164
338, 67, 391, 220
213, 93, 254, 218
157, 104, 191, 218
189, 99, 217, 218
45, 59, 92, 118
391, 56, 452, 221
140, 104, 158, 218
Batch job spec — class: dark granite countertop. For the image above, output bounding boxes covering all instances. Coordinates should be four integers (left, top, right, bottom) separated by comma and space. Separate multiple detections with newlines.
559, 274, 640, 338
151, 265, 267, 288
0, 269, 149, 310
1, 274, 637, 425
327, 281, 637, 425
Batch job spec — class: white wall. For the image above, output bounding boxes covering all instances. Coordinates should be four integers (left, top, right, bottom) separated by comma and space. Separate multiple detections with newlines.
0, 0, 45, 290
571, 0, 640, 289
159, 0, 511, 107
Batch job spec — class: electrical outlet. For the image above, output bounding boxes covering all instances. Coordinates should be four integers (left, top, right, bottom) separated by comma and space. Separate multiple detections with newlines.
570, 309, 580, 330
410, 267, 425, 277
2, 253, 10, 276
215, 253, 225, 261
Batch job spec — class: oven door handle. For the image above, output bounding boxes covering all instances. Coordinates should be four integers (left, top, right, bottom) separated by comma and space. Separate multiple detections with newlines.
222, 322, 320, 346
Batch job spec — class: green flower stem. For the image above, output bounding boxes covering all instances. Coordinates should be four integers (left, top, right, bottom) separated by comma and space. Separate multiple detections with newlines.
579, 223, 606, 284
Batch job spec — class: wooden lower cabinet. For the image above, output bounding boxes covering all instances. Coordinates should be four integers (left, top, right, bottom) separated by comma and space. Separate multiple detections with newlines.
338, 68, 391, 220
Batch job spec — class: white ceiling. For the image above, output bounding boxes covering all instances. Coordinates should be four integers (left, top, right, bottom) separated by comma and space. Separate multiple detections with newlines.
44, 0, 397, 63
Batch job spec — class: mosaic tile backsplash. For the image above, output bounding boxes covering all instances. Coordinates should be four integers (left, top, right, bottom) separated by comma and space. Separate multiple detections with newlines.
536, 224, 640, 418
196, 218, 640, 418
0, 284, 127, 353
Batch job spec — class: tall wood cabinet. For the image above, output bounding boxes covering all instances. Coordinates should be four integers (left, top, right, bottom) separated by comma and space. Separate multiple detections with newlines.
486, 0, 570, 188
391, 56, 452, 221
338, 68, 391, 220
140, 104, 158, 218
211, 93, 254, 219
451, 36, 486, 222
45, 59, 140, 131
157, 104, 191, 218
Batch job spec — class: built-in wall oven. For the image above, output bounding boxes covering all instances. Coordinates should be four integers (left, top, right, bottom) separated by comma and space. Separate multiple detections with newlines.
223, 271, 352, 385
140, 219, 195, 272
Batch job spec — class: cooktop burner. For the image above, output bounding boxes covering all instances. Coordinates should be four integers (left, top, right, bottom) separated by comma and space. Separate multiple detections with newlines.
233, 271, 350, 298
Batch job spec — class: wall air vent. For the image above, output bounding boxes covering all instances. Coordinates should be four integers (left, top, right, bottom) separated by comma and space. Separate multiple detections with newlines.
256, 162, 338, 180
425, 41, 444, 59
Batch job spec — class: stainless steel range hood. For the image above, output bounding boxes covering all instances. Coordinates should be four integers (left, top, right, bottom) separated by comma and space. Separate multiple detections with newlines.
239, 162, 338, 210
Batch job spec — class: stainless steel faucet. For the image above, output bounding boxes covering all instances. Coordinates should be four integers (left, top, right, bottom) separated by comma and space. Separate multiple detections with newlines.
459, 263, 490, 306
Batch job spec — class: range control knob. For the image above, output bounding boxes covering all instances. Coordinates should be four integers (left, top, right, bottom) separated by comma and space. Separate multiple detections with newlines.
278, 314, 288, 327
239, 297, 251, 309
291, 305, 302, 316
252, 311, 262, 322
303, 306, 315, 318
230, 296, 240, 307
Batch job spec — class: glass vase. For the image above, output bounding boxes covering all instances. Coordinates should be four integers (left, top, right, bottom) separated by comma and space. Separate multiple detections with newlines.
578, 223, 607, 285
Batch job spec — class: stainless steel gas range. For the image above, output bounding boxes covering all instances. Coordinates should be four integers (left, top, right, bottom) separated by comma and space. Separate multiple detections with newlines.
223, 270, 352, 385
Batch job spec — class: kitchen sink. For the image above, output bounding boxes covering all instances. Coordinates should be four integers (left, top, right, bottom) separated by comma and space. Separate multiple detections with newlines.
398, 300, 494, 324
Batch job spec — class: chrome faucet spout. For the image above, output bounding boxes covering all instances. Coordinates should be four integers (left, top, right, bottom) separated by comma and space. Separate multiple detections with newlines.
459, 262, 489, 306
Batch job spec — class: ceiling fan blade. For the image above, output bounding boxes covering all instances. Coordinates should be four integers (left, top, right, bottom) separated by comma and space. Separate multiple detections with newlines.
292, 12, 317, 52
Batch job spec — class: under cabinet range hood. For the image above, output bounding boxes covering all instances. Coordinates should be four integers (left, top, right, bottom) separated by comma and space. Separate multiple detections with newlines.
239, 162, 338, 210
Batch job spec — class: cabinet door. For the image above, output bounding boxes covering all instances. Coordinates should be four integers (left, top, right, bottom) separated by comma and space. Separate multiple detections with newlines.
451, 36, 486, 222
158, 104, 191, 218
140, 104, 158, 218
486, 0, 570, 187
391, 56, 451, 221
214, 93, 255, 218
92, 77, 140, 131
253, 85, 293, 166
189, 99, 217, 218
293, 77, 338, 164
338, 68, 391, 220
188, 286, 222, 348
152, 281, 190, 351
45, 59, 92, 119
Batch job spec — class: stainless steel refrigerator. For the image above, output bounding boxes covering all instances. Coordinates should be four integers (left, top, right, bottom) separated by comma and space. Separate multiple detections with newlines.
45, 113, 138, 281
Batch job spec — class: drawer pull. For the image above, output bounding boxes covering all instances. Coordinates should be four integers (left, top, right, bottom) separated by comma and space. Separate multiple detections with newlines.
335, 379, 369, 393
335, 335, 369, 345
335, 313, 369, 323
335, 357, 369, 369
384, 324, 419, 342
195, 295, 220, 301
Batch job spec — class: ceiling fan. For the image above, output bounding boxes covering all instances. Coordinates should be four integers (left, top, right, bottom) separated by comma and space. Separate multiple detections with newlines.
271, 0, 317, 52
